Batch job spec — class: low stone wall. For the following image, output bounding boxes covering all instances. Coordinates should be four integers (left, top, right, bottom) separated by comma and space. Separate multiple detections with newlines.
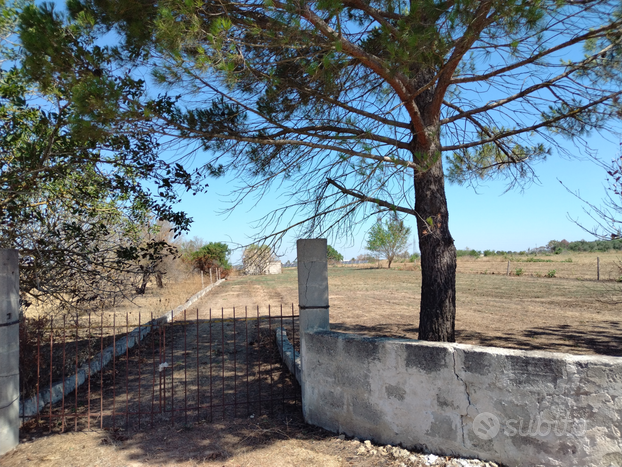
275, 327, 301, 384
301, 330, 622, 467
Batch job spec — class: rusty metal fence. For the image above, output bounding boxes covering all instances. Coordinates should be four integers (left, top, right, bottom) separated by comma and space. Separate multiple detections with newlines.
19, 305, 300, 433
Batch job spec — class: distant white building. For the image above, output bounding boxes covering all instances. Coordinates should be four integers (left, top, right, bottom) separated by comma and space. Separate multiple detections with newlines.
265, 261, 282, 275
245, 260, 282, 275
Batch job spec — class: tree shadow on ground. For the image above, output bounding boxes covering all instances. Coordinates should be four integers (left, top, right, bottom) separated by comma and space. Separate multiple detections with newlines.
331, 320, 622, 357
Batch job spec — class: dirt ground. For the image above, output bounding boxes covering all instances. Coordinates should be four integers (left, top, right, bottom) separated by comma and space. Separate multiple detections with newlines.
5, 415, 493, 467
3, 416, 405, 467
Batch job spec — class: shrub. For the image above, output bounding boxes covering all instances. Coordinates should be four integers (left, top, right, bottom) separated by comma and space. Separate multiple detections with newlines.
409, 253, 420, 262
515, 268, 524, 276
546, 269, 556, 278
457, 249, 481, 258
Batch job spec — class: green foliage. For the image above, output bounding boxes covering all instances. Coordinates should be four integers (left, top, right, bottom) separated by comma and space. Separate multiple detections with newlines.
327, 245, 344, 262
548, 238, 622, 253
515, 268, 524, 276
366, 217, 411, 269
456, 249, 481, 258
546, 269, 556, 278
189, 242, 231, 273
409, 253, 420, 262
521, 257, 553, 263
0, 45, 200, 309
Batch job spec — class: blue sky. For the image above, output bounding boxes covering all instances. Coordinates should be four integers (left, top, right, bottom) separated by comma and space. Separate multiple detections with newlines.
179, 135, 620, 264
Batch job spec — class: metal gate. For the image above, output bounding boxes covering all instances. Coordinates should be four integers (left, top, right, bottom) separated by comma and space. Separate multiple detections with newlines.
19, 306, 300, 433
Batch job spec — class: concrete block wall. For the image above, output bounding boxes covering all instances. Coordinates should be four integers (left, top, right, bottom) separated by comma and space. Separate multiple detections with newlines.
301, 330, 622, 467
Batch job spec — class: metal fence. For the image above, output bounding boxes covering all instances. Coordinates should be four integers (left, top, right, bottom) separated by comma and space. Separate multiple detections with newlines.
19, 305, 300, 433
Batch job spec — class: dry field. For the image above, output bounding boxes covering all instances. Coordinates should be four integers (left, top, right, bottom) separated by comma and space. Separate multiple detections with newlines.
193, 253, 622, 357
454, 250, 621, 280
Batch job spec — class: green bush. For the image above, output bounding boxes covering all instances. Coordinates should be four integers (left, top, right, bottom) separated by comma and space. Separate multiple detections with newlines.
189, 242, 231, 273
457, 249, 481, 258
409, 253, 420, 262
546, 270, 556, 278
515, 268, 524, 276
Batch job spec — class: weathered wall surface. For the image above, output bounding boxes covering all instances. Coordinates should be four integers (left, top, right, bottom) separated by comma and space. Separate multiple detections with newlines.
301, 331, 622, 467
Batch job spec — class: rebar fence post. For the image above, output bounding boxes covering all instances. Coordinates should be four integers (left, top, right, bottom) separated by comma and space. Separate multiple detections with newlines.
296, 239, 330, 419
0, 249, 19, 456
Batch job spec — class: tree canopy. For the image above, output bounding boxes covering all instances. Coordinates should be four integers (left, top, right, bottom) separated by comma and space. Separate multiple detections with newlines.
16, 0, 622, 339
0, 1, 206, 311
189, 242, 231, 273
366, 217, 412, 268
327, 245, 344, 262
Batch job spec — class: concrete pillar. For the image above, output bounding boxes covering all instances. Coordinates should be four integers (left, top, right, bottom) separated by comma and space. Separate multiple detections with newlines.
0, 249, 19, 456
297, 239, 330, 422
296, 239, 330, 334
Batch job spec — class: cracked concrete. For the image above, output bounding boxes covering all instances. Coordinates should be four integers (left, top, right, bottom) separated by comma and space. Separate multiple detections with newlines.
452, 349, 473, 450
301, 332, 622, 467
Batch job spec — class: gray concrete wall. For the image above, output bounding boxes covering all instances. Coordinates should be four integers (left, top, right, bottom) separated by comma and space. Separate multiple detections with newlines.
0, 249, 19, 456
301, 330, 622, 467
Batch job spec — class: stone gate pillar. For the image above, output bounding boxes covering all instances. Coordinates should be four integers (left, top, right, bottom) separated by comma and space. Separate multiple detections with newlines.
296, 239, 330, 419
0, 249, 19, 456
296, 239, 330, 335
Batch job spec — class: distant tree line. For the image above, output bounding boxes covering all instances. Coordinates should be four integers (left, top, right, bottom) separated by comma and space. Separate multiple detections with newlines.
455, 238, 622, 258
547, 238, 622, 254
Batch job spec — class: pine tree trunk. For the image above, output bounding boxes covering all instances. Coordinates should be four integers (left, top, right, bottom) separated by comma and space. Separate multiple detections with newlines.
413, 131, 457, 342
155, 272, 163, 288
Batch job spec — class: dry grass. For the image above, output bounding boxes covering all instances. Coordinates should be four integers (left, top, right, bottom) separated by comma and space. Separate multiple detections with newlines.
24, 273, 206, 327
454, 250, 622, 280
192, 254, 622, 356
5, 417, 435, 467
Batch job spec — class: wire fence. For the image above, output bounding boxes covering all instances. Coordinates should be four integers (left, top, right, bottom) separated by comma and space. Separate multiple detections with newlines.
19, 305, 300, 433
